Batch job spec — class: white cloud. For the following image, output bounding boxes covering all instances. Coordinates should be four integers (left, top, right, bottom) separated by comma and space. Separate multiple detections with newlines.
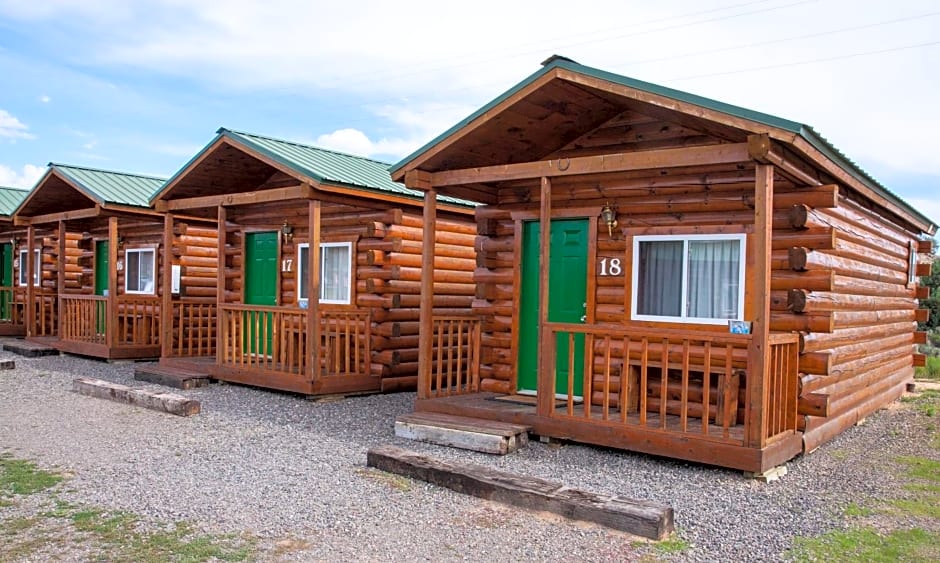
0, 163, 44, 189
0, 110, 36, 140
40, 95, 51, 103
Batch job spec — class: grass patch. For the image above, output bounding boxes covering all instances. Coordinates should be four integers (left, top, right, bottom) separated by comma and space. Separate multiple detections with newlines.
916, 356, 940, 380
789, 527, 940, 562
0, 455, 64, 497
355, 467, 413, 492
843, 503, 874, 518
897, 456, 940, 482
890, 498, 940, 519
654, 534, 691, 555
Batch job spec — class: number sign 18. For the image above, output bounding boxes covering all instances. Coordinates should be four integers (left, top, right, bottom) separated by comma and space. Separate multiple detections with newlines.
599, 257, 623, 276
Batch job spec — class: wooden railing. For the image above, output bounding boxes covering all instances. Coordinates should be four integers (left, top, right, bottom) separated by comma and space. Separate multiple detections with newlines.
0, 286, 24, 325
218, 305, 374, 380
172, 301, 217, 357
219, 305, 307, 376
35, 289, 58, 337
59, 295, 107, 344
115, 296, 160, 347
543, 323, 800, 446
426, 315, 482, 398
320, 310, 371, 377
766, 332, 800, 442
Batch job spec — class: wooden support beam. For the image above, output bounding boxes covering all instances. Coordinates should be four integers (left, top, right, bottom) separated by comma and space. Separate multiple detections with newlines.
430, 143, 751, 187
108, 216, 119, 349
308, 199, 321, 381
216, 206, 226, 366
746, 163, 773, 448
73, 377, 201, 416
14, 205, 102, 226
536, 177, 553, 418
161, 213, 174, 360
160, 184, 314, 212
748, 134, 823, 187
417, 189, 437, 399
25, 225, 35, 337
366, 445, 674, 540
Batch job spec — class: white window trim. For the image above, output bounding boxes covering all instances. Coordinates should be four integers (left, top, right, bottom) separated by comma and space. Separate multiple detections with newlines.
124, 248, 156, 295
630, 233, 746, 325
297, 241, 353, 305
18, 249, 40, 287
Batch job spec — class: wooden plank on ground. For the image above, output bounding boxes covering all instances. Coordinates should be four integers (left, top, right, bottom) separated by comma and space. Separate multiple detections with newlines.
367, 445, 674, 539
134, 364, 210, 390
395, 412, 530, 454
1, 339, 60, 358
72, 377, 201, 416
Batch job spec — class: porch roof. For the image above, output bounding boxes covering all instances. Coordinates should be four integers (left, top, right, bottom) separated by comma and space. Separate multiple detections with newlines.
152, 128, 474, 208
390, 55, 935, 235
0, 186, 28, 216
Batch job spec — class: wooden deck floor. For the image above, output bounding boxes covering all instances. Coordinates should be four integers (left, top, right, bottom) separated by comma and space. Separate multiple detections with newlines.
414, 391, 802, 472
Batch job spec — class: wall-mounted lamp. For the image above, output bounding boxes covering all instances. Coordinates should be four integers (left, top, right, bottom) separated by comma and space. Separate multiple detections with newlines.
10, 237, 18, 246
601, 202, 618, 238
281, 222, 294, 241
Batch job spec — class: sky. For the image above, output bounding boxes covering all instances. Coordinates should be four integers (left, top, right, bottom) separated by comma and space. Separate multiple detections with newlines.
0, 0, 938, 229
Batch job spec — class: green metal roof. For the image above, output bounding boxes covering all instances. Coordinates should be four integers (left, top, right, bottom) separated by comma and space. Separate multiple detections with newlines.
156, 128, 473, 208
0, 186, 29, 216
51, 163, 166, 208
391, 57, 935, 232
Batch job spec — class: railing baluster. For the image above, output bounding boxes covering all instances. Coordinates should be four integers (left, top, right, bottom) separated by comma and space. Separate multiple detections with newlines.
702, 342, 711, 436
640, 337, 648, 427
603, 335, 611, 422
660, 338, 668, 430
567, 331, 575, 417
681, 339, 689, 432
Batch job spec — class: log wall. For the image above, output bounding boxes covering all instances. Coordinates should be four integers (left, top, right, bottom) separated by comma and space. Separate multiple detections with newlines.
224, 199, 476, 389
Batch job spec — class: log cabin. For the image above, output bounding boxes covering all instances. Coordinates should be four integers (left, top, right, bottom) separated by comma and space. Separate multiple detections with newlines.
390, 56, 938, 473
0, 186, 30, 336
151, 128, 476, 396
12, 163, 217, 360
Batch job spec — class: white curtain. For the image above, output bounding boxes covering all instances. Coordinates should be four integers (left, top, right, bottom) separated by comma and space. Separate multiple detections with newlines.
636, 240, 683, 316
687, 240, 740, 319
320, 245, 350, 302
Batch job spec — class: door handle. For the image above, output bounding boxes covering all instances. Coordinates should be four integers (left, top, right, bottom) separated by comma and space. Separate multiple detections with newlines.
580, 315, 587, 323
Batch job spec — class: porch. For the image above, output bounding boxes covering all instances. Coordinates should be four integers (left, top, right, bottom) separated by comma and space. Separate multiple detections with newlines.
417, 317, 802, 473
210, 304, 378, 396
46, 294, 161, 359
0, 286, 27, 336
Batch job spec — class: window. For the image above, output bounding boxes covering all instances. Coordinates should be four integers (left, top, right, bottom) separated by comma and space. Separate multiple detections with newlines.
632, 234, 746, 324
18, 249, 40, 286
125, 248, 156, 294
298, 242, 353, 305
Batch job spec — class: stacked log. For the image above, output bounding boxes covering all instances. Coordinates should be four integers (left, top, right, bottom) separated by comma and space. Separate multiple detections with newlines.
775, 194, 927, 452
173, 222, 218, 300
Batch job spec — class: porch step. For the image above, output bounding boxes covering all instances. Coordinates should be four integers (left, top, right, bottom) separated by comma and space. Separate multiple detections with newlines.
134, 364, 210, 390
395, 412, 531, 455
1, 339, 60, 358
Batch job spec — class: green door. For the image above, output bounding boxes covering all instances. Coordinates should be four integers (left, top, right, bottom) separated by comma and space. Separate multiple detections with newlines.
517, 218, 589, 396
244, 231, 278, 354
94, 240, 109, 335
0, 243, 12, 320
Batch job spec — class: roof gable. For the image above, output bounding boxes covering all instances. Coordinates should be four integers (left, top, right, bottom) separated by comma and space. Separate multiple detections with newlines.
154, 128, 473, 207
390, 57, 934, 233
15, 164, 165, 218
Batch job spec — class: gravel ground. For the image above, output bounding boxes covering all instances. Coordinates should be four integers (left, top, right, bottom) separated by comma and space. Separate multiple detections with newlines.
0, 348, 935, 561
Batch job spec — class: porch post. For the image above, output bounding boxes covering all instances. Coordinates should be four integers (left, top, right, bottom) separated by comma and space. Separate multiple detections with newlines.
536, 177, 553, 417
216, 205, 226, 366
25, 225, 35, 337
108, 216, 119, 349
418, 187, 437, 399
57, 221, 66, 338
307, 199, 321, 381
161, 213, 174, 359
746, 163, 774, 448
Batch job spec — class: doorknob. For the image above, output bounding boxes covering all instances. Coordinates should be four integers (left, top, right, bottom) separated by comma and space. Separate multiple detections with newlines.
580, 315, 587, 323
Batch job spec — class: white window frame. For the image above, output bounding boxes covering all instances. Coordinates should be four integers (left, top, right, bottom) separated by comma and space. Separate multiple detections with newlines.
297, 241, 353, 305
18, 249, 40, 287
908, 241, 918, 287
631, 233, 747, 325
124, 248, 156, 295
